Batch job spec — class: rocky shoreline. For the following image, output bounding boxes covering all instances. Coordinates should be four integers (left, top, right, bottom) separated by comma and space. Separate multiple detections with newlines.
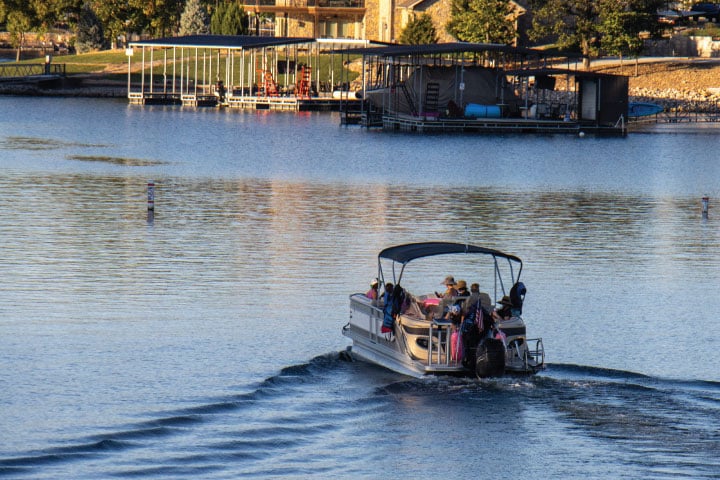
596, 58, 720, 112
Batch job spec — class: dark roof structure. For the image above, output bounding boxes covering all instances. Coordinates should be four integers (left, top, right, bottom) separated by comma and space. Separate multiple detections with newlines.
504, 66, 621, 75
379, 242, 522, 265
334, 42, 582, 59
130, 35, 315, 50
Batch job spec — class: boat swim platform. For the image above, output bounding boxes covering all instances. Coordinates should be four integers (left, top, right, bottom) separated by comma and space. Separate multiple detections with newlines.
377, 113, 626, 136
128, 91, 358, 111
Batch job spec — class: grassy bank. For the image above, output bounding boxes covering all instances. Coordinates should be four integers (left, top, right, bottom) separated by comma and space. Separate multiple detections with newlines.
8, 49, 360, 86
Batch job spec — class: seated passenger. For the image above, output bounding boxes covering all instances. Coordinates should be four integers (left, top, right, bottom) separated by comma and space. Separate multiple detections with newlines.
366, 278, 379, 302
381, 283, 394, 333
435, 275, 458, 298
382, 284, 406, 334
378, 282, 393, 308
456, 280, 469, 298
492, 295, 514, 322
392, 284, 409, 315
444, 304, 462, 327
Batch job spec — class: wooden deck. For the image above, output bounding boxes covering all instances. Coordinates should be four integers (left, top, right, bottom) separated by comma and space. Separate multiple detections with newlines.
128, 91, 359, 111
371, 112, 627, 136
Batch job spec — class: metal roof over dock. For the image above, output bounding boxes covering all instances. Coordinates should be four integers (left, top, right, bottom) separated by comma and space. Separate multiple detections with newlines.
129, 35, 316, 50
333, 42, 582, 59
126, 35, 365, 112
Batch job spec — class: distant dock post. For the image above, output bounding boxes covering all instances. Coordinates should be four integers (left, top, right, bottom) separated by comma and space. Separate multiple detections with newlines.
147, 181, 155, 211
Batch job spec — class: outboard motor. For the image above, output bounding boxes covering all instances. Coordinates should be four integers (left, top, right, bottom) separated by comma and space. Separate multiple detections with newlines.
475, 338, 505, 378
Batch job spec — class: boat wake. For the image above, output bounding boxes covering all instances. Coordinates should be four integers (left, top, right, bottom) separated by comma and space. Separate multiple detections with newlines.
3, 354, 720, 478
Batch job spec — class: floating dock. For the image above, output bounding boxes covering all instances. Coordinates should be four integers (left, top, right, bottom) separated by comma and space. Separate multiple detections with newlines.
379, 114, 623, 135
335, 43, 629, 136
127, 35, 366, 112
128, 90, 358, 111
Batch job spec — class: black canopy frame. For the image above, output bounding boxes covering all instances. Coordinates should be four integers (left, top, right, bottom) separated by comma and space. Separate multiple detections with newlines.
377, 242, 522, 300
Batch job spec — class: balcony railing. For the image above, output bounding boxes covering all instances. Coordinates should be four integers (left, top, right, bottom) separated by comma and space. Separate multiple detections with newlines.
0, 63, 65, 78
250, 0, 364, 7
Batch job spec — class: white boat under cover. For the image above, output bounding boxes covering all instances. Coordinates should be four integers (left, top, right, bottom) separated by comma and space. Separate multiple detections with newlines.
343, 242, 544, 378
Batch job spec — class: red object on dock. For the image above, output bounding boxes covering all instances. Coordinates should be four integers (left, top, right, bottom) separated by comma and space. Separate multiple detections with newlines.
296, 66, 312, 99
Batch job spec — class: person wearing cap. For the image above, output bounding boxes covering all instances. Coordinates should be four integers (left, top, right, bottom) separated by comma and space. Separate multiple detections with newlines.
366, 278, 379, 301
492, 295, 514, 322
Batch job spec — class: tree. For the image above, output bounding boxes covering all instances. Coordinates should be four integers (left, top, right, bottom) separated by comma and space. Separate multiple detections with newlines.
75, 2, 104, 53
598, 0, 661, 62
91, 0, 147, 48
210, 1, 227, 34
222, 1, 247, 35
211, 1, 248, 35
399, 13, 437, 44
0, 1, 39, 60
141, 0, 185, 37
39, 0, 85, 29
528, 0, 599, 67
179, 0, 210, 35
529, 0, 661, 68
446, 0, 516, 44
5, 8, 34, 61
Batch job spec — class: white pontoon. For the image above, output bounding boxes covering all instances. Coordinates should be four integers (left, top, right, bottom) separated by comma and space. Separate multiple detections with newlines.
343, 242, 544, 378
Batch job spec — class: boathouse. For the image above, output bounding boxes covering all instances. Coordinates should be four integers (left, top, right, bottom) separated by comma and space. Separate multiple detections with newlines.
337, 43, 629, 135
126, 35, 371, 110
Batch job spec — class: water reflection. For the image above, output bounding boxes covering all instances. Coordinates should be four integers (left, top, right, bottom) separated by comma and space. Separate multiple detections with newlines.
0, 136, 107, 150
4, 99, 720, 479
2, 173, 717, 318
0, 99, 718, 383
67, 155, 169, 166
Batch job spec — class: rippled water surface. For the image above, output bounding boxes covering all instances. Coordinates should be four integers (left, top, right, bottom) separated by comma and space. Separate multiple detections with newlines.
1, 97, 719, 478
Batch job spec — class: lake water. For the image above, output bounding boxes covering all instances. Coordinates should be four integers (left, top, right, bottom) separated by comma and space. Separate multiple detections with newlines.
1, 97, 720, 479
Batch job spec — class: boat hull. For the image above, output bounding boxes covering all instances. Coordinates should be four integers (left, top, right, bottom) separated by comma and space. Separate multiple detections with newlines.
345, 294, 543, 378
628, 102, 663, 117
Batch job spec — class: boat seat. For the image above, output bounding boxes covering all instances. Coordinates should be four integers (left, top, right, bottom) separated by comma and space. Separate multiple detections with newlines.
403, 298, 424, 319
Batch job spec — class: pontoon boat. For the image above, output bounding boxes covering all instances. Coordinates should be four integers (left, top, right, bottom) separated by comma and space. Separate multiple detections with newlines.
343, 242, 544, 378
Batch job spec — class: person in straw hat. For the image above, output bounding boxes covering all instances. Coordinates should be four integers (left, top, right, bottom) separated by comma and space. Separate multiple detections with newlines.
492, 295, 514, 322
437, 275, 458, 299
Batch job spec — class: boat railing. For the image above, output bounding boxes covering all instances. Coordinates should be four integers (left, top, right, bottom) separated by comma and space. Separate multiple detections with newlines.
427, 319, 453, 367
525, 338, 544, 369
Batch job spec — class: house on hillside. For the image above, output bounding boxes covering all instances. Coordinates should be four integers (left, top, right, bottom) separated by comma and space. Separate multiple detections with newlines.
395, 0, 526, 44
243, 0, 526, 43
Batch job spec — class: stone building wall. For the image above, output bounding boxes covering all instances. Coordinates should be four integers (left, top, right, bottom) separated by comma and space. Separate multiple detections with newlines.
287, 14, 317, 37
423, 0, 454, 42
364, 0, 381, 40
395, 0, 454, 43
644, 35, 720, 57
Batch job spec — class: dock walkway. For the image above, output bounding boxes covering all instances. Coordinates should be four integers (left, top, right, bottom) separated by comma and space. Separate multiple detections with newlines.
128, 90, 359, 111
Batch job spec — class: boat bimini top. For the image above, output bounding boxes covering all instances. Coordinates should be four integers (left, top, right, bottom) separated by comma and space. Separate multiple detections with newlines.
378, 241, 523, 295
